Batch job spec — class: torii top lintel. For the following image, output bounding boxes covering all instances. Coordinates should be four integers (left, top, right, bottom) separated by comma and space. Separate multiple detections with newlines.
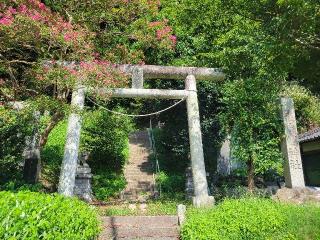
119, 64, 225, 81
45, 61, 224, 81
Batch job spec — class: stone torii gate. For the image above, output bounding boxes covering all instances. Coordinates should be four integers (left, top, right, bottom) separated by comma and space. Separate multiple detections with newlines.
57, 64, 225, 207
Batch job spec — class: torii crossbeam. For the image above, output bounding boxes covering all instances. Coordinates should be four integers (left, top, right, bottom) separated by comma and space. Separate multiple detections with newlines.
58, 64, 224, 207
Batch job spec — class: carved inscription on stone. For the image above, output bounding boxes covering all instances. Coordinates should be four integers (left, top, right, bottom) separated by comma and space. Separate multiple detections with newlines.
280, 97, 305, 188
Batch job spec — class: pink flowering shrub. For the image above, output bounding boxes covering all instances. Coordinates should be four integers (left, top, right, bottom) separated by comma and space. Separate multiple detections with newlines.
35, 61, 128, 92
0, 0, 95, 61
0, 0, 128, 101
0, 0, 176, 102
150, 20, 177, 48
43, 0, 177, 64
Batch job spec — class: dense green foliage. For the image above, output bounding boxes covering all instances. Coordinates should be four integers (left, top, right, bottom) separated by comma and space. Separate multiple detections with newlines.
0, 106, 32, 182
0, 191, 99, 240
41, 120, 68, 190
181, 198, 320, 240
81, 109, 133, 200
147, 80, 222, 197
152, 0, 320, 188
283, 84, 320, 131
81, 109, 133, 171
41, 109, 133, 199
220, 78, 284, 176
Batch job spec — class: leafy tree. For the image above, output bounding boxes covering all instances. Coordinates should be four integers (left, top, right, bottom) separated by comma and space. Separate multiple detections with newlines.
220, 78, 284, 190
282, 84, 320, 131
159, 0, 320, 190
0, 107, 33, 182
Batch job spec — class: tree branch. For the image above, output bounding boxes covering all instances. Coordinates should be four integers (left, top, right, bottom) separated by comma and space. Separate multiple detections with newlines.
39, 111, 64, 148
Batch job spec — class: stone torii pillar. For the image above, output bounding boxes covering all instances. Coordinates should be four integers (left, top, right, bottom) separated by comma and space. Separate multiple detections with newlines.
58, 85, 85, 196
185, 75, 214, 206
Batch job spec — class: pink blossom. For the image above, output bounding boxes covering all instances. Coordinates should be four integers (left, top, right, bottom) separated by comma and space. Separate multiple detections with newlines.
31, 12, 42, 21
38, 3, 46, 10
18, 5, 28, 14
156, 26, 172, 39
68, 69, 78, 75
8, 7, 17, 15
63, 32, 78, 42
169, 35, 177, 45
59, 22, 72, 30
0, 17, 13, 26
148, 21, 162, 27
63, 33, 73, 42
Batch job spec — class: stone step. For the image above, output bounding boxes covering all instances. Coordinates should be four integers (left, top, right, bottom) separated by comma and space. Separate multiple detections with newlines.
126, 165, 152, 171
123, 188, 153, 194
112, 237, 179, 240
127, 175, 153, 182
126, 180, 154, 184
123, 186, 154, 190
123, 130, 155, 202
125, 183, 154, 188
101, 216, 178, 227
100, 227, 179, 239
125, 166, 150, 169
125, 174, 152, 177
125, 166, 153, 171
125, 171, 153, 175
99, 216, 179, 240
126, 183, 154, 189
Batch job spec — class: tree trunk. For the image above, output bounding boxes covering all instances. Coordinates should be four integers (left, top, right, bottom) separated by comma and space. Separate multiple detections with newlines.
247, 157, 255, 192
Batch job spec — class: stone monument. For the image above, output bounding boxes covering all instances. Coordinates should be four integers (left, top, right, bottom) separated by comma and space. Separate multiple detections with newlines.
217, 136, 232, 176
280, 97, 305, 188
74, 152, 93, 202
185, 166, 194, 200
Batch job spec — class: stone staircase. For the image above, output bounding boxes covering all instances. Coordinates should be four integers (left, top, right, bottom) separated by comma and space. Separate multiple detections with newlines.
121, 131, 155, 202
99, 216, 179, 240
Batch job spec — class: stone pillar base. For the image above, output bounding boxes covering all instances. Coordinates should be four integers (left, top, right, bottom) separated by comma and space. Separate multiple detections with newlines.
192, 195, 215, 207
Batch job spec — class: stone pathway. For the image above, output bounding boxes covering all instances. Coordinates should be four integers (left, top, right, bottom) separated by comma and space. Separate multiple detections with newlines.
99, 216, 179, 240
121, 130, 155, 202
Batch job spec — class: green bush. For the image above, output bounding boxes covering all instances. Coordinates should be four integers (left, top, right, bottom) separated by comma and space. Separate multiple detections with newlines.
0, 191, 99, 240
150, 128, 187, 198
0, 180, 43, 192
81, 109, 133, 171
181, 198, 320, 240
41, 120, 68, 190
0, 107, 32, 182
156, 171, 185, 196
81, 109, 133, 200
283, 84, 320, 131
92, 171, 126, 201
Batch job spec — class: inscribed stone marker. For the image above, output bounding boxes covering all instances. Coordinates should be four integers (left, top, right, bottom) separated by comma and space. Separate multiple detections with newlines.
280, 97, 305, 188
